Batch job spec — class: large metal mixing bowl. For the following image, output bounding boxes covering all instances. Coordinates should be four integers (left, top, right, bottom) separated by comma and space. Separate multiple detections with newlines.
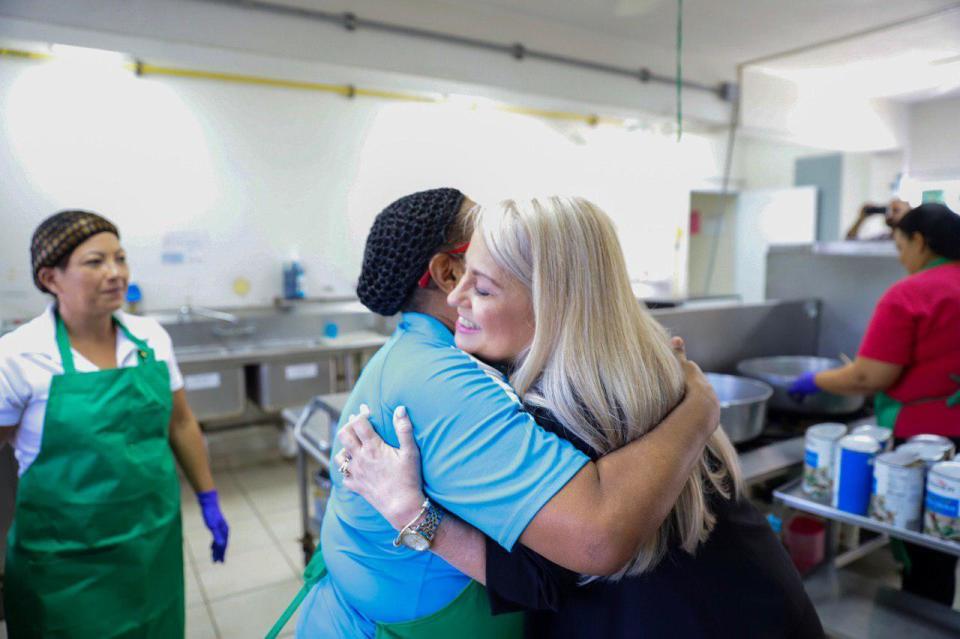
736, 356, 865, 415
706, 373, 773, 443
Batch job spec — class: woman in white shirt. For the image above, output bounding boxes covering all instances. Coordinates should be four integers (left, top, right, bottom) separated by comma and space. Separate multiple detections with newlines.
1, 210, 229, 639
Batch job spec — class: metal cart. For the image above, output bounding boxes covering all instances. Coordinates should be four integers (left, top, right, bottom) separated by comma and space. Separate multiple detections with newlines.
774, 478, 960, 559
774, 478, 960, 637
286, 392, 350, 566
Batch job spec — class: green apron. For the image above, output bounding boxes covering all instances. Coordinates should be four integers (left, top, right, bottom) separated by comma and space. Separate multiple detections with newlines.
4, 312, 184, 639
873, 257, 960, 432
266, 545, 523, 639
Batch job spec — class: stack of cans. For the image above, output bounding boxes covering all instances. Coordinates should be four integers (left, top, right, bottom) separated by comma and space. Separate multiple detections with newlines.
802, 424, 959, 540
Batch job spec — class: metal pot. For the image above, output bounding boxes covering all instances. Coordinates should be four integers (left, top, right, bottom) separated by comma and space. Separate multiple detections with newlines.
736, 356, 865, 415
706, 373, 773, 443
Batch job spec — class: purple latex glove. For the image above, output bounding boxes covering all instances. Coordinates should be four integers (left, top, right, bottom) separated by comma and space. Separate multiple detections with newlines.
788, 371, 820, 402
197, 490, 229, 563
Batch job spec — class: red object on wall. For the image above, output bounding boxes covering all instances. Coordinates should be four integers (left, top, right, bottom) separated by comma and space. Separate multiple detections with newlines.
690, 209, 702, 235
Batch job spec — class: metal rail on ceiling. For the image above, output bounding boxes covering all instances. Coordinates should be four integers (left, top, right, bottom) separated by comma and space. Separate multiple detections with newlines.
197, 0, 735, 102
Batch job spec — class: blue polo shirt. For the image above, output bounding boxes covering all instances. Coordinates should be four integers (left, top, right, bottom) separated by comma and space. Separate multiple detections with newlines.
296, 313, 589, 638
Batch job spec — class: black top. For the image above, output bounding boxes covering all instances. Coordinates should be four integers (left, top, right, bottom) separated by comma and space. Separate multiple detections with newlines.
486, 405, 824, 639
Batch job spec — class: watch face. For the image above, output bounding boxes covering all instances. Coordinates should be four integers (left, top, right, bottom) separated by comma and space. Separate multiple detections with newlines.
401, 530, 430, 552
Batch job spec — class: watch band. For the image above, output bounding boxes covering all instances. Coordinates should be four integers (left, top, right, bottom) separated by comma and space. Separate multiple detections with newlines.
414, 500, 443, 543
393, 498, 444, 549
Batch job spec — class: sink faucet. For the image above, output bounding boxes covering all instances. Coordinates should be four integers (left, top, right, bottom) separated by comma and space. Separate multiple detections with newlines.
178, 305, 256, 338
178, 305, 240, 325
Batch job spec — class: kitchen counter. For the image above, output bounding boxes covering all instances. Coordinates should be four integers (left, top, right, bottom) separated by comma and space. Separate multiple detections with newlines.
173, 330, 389, 367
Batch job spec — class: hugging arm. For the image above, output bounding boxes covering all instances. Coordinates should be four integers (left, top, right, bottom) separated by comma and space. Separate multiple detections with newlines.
338, 408, 574, 610
336, 342, 718, 577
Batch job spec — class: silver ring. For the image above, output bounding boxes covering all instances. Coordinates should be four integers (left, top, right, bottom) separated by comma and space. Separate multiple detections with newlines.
338, 459, 350, 477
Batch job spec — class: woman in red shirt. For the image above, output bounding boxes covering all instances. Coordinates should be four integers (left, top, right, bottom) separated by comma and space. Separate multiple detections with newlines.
790, 202, 960, 605
790, 203, 960, 438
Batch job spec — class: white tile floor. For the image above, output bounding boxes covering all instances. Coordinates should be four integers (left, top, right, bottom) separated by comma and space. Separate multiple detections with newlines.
0, 425, 313, 639
182, 425, 315, 639
4, 423, 959, 639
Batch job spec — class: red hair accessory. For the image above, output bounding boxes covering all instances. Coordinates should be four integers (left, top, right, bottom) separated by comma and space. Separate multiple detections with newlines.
417, 242, 469, 288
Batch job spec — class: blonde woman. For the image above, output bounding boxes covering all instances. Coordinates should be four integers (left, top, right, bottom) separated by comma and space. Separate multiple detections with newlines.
336, 197, 823, 638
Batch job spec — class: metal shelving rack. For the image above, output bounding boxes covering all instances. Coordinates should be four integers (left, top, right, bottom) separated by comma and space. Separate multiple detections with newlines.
774, 478, 960, 557
287, 392, 350, 565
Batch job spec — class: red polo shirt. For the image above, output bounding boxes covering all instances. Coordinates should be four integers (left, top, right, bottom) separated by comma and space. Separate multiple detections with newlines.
859, 261, 960, 438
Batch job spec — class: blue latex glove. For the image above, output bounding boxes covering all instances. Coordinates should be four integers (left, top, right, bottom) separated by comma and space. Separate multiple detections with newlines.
197, 490, 229, 563
788, 371, 820, 402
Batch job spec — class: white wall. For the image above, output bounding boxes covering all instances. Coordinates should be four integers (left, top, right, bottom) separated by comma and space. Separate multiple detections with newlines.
0, 36, 727, 319
687, 192, 737, 297
733, 187, 817, 304
907, 95, 960, 180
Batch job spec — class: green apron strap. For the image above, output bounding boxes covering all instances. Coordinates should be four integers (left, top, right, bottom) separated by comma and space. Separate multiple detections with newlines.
873, 392, 902, 430
115, 317, 157, 363
922, 257, 952, 271
54, 310, 78, 374
265, 549, 328, 639
54, 312, 156, 372
947, 375, 960, 408
876, 372, 960, 432
890, 538, 912, 573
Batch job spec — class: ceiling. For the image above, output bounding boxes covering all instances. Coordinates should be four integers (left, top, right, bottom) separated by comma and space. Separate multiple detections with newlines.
751, 5, 960, 102
437, 0, 957, 64
435, 0, 960, 99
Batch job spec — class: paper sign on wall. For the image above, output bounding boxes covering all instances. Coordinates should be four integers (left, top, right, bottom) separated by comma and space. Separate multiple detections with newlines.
161, 230, 210, 265
285, 363, 320, 381
185, 372, 222, 391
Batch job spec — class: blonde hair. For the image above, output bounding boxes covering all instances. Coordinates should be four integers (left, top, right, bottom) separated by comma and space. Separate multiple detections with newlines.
476, 196, 742, 579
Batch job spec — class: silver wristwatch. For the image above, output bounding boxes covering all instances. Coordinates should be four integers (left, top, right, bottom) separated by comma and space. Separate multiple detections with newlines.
393, 498, 444, 552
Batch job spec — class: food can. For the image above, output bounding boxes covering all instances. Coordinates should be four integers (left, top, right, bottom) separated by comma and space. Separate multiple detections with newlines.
907, 434, 955, 460
896, 441, 949, 470
923, 461, 960, 541
832, 434, 881, 515
803, 423, 848, 499
870, 450, 925, 531
852, 424, 893, 451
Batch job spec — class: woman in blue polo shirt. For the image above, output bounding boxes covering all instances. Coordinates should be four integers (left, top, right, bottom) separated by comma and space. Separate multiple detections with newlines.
335, 197, 822, 638
268, 190, 721, 639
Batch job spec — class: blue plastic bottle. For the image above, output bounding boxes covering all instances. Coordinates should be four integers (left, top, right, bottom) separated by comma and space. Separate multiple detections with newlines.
282, 252, 306, 300
125, 283, 143, 314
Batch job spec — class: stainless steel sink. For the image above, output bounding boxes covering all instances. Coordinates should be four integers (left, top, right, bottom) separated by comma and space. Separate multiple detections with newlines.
251, 337, 324, 351
174, 344, 230, 358
249, 354, 337, 411
175, 347, 246, 421
164, 307, 392, 418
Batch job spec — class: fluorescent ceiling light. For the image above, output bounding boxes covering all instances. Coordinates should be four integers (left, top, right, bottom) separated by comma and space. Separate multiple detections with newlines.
49, 44, 128, 64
